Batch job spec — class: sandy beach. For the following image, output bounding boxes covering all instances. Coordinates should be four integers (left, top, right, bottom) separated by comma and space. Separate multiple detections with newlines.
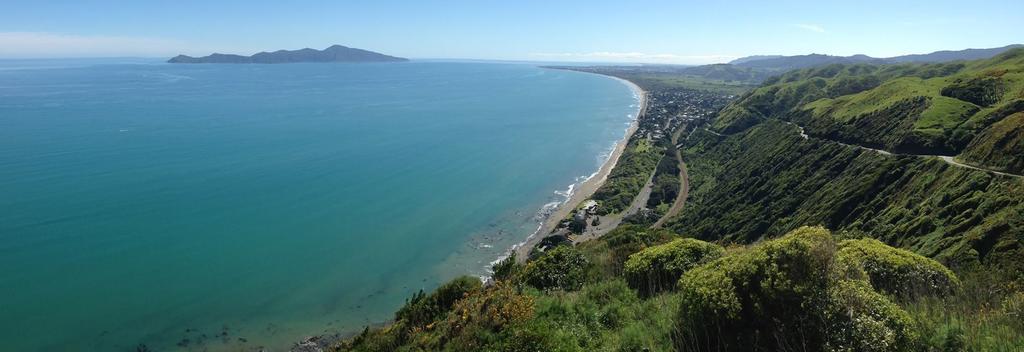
513, 75, 646, 261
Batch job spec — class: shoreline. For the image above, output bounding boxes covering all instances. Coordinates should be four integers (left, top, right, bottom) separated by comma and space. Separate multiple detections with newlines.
510, 73, 646, 261
292, 71, 646, 351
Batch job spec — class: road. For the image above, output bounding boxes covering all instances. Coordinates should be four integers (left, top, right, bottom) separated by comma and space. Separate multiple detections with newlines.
652, 126, 690, 228
780, 121, 1020, 179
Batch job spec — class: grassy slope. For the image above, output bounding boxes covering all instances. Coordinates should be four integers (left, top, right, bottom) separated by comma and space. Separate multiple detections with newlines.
959, 111, 1024, 174
668, 120, 1024, 274
713, 48, 1024, 159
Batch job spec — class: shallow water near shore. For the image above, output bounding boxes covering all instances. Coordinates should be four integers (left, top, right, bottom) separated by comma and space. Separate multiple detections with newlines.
0, 59, 637, 351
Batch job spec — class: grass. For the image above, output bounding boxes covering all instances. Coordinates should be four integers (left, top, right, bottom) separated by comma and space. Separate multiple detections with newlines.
718, 48, 1024, 155
916, 96, 979, 130
959, 112, 1024, 173
905, 271, 1024, 351
528, 279, 680, 351
804, 77, 957, 122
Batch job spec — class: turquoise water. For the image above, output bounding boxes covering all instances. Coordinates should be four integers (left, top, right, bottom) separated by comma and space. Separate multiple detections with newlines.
0, 60, 637, 351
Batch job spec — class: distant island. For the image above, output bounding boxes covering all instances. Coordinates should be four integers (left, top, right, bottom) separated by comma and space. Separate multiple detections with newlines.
168, 45, 408, 64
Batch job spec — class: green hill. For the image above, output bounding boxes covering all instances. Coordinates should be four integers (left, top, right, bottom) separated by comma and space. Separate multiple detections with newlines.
667, 120, 1023, 273
960, 112, 1024, 173
714, 48, 1024, 167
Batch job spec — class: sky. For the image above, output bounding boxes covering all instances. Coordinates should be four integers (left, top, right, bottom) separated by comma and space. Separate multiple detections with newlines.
1, 0, 1022, 64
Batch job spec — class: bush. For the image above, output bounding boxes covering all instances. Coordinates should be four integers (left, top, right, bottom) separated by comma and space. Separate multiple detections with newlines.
396, 276, 482, 328
440, 282, 536, 351
521, 246, 589, 291
940, 76, 1005, 106
824, 280, 918, 352
623, 238, 723, 296
485, 320, 575, 352
675, 226, 918, 351
600, 225, 677, 267
838, 238, 961, 298
676, 226, 836, 350
491, 252, 520, 282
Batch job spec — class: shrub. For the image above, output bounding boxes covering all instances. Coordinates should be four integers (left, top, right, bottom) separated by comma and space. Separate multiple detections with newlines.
940, 76, 1005, 106
485, 320, 575, 352
824, 280, 918, 352
676, 226, 837, 350
600, 225, 677, 267
623, 238, 723, 296
491, 252, 520, 282
838, 238, 961, 298
395, 276, 482, 327
521, 246, 589, 291
440, 282, 536, 351
675, 226, 918, 351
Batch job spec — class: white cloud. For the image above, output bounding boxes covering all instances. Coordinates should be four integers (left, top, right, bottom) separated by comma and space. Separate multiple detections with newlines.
528, 52, 738, 65
794, 24, 826, 33
0, 32, 195, 58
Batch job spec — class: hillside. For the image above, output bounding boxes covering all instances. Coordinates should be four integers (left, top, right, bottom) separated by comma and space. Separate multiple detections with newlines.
713, 48, 1024, 172
668, 120, 1023, 272
168, 45, 408, 64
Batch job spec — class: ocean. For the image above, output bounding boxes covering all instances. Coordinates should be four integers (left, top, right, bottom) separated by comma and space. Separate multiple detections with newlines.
0, 59, 638, 351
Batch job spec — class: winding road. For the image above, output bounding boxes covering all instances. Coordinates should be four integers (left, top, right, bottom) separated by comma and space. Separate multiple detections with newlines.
781, 120, 1022, 179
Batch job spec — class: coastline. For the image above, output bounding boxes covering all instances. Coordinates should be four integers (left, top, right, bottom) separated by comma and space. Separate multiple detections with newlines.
511, 74, 646, 261
293, 71, 646, 352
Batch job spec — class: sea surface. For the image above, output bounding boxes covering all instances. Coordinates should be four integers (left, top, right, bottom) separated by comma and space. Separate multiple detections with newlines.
0, 59, 637, 351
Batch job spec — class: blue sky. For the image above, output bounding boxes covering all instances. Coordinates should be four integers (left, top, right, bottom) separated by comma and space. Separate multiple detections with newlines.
1, 0, 1021, 64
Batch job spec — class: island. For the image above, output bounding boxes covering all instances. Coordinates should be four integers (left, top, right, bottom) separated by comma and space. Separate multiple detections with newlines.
167, 45, 408, 64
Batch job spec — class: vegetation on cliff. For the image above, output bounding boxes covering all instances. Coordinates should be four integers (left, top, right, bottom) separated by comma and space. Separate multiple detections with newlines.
667, 120, 1024, 279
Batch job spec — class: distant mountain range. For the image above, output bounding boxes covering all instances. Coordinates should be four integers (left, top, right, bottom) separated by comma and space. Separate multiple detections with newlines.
168, 45, 408, 64
728, 44, 1023, 71
726, 55, 784, 65
597, 45, 1024, 86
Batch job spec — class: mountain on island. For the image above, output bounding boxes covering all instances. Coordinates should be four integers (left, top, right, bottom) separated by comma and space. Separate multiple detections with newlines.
168, 45, 408, 64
